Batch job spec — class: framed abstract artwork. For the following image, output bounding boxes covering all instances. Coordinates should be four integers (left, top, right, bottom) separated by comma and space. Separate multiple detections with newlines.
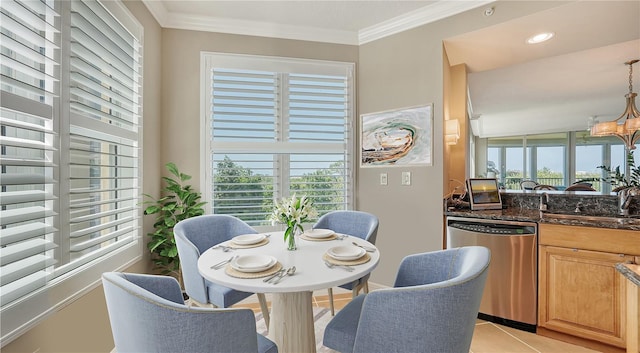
360, 104, 433, 167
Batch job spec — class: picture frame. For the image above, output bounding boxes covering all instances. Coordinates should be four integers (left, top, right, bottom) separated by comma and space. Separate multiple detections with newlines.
360, 104, 433, 167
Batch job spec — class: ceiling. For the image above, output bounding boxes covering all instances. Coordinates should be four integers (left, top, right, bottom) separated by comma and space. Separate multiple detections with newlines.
445, 1, 640, 138
143, 1, 640, 138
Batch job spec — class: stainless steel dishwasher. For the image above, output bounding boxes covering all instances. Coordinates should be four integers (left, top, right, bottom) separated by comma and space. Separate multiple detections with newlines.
446, 216, 537, 332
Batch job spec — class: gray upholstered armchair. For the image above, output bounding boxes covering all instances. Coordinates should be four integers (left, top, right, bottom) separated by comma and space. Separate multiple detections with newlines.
323, 246, 491, 353
174, 214, 270, 326
102, 272, 277, 353
313, 210, 379, 315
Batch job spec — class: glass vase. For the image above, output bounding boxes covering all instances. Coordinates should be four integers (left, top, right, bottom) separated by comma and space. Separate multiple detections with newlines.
285, 223, 299, 250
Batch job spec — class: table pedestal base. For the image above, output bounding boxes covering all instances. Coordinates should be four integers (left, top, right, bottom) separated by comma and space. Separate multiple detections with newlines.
268, 291, 316, 353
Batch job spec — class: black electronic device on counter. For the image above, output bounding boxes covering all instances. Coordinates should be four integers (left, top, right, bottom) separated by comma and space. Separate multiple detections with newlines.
466, 178, 503, 210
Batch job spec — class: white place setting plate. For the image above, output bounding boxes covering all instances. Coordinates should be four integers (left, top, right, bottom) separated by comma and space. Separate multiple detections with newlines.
231, 233, 266, 245
327, 245, 366, 261
230, 254, 277, 273
303, 228, 334, 239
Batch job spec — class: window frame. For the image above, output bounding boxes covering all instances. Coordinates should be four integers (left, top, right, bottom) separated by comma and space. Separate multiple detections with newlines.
0, 0, 143, 345
199, 52, 355, 230
484, 131, 627, 191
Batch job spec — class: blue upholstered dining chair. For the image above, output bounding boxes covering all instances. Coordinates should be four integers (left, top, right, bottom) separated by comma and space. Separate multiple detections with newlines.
102, 272, 278, 353
323, 246, 491, 353
313, 210, 379, 315
174, 214, 270, 326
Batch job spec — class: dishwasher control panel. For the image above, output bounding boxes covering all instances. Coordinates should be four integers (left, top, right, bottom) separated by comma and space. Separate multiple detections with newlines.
447, 220, 536, 235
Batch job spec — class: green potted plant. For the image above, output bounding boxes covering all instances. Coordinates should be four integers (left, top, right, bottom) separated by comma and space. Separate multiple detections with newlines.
143, 162, 206, 283
598, 151, 640, 191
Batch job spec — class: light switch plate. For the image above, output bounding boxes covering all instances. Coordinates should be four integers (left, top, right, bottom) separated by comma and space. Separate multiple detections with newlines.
380, 173, 388, 185
402, 171, 411, 185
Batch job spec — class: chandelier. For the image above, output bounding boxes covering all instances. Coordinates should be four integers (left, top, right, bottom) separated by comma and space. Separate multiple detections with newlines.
590, 59, 640, 150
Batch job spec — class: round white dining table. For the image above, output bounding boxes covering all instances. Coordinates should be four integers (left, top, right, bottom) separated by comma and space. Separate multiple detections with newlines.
197, 231, 380, 353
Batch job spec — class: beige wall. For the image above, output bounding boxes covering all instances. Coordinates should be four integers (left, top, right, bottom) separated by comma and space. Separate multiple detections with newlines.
2, 1, 162, 352
3, 1, 570, 352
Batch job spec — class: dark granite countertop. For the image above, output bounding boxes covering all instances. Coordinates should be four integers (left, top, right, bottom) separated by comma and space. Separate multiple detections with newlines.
444, 191, 640, 231
444, 208, 640, 231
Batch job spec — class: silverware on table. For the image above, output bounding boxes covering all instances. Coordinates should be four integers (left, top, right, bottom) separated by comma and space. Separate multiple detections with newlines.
210, 255, 237, 269
352, 242, 376, 252
273, 266, 296, 284
263, 269, 285, 282
267, 266, 292, 284
324, 260, 354, 272
212, 244, 233, 252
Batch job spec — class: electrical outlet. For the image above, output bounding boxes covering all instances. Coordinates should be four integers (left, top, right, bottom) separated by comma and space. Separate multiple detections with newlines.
380, 173, 388, 185
402, 171, 411, 185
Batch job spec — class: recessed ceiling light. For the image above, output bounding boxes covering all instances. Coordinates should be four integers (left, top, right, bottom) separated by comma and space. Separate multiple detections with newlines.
526, 32, 555, 44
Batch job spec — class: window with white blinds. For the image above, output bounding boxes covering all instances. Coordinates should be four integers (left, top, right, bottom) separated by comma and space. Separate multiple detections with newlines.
202, 53, 354, 227
0, 0, 142, 345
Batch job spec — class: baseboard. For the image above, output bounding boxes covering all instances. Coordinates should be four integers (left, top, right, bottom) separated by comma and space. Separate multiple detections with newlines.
367, 281, 389, 291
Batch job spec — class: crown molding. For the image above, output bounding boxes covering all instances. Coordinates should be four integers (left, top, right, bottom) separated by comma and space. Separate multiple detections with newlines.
142, 0, 495, 46
359, 0, 495, 44
167, 12, 358, 45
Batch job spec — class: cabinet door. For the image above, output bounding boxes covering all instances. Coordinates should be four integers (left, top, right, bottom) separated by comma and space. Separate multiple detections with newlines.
539, 245, 633, 348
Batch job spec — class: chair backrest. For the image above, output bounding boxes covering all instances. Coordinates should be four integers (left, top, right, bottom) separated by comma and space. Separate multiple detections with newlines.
174, 214, 257, 303
533, 184, 557, 190
351, 246, 490, 353
520, 180, 539, 190
175, 214, 257, 253
565, 183, 596, 191
102, 272, 261, 353
313, 210, 379, 244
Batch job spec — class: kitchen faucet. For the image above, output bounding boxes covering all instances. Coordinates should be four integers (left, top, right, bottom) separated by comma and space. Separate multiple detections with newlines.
539, 192, 549, 211
618, 187, 639, 216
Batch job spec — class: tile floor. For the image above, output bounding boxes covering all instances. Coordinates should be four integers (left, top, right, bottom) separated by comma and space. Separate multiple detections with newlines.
235, 291, 603, 353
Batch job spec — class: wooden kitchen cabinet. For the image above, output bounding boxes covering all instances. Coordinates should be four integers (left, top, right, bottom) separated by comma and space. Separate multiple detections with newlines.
538, 223, 640, 349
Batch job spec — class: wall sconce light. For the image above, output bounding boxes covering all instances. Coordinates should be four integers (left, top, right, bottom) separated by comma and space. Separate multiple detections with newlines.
445, 119, 460, 145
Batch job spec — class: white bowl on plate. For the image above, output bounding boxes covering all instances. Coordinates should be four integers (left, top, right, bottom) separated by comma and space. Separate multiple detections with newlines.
303, 228, 334, 239
231, 233, 266, 245
327, 245, 365, 261
231, 255, 277, 273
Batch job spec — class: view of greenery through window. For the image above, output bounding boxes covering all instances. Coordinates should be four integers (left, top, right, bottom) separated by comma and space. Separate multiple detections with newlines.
213, 156, 346, 226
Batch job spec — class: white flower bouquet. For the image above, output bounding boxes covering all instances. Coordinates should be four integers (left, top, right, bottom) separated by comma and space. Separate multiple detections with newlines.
270, 194, 317, 250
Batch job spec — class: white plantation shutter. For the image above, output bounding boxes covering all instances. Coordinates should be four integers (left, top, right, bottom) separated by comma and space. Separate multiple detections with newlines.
1, 0, 59, 308
0, 0, 142, 345
65, 0, 140, 268
288, 73, 351, 211
0, 104, 58, 306
203, 53, 354, 227
211, 68, 277, 142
